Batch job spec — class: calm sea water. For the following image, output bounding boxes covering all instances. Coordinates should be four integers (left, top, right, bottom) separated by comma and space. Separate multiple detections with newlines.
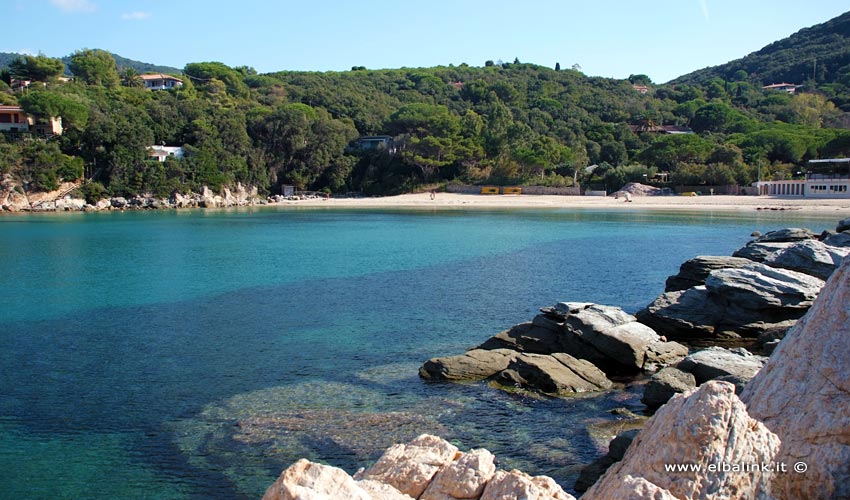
0, 207, 839, 499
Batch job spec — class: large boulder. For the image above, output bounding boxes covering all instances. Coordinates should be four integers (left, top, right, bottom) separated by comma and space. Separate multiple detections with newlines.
584, 381, 780, 500
836, 217, 850, 233
479, 469, 574, 500
641, 367, 697, 409
421, 449, 495, 500
706, 262, 824, 311
664, 255, 752, 292
741, 257, 850, 499
754, 227, 815, 243
263, 459, 373, 500
677, 347, 767, 385
762, 239, 849, 280
823, 231, 850, 248
562, 304, 687, 372
354, 434, 460, 499
497, 352, 612, 395
419, 349, 517, 381
636, 286, 724, 339
732, 241, 794, 261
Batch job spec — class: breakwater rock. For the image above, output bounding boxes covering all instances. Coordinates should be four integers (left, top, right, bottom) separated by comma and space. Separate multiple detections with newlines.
419, 303, 687, 396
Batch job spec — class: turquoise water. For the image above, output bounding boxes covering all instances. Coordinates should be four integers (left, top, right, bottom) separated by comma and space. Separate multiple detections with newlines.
0, 207, 839, 499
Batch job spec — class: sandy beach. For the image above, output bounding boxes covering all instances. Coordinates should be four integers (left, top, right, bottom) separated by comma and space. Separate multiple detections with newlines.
274, 193, 850, 215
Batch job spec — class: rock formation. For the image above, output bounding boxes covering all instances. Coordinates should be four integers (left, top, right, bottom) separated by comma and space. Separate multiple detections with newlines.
420, 303, 687, 396
263, 434, 575, 500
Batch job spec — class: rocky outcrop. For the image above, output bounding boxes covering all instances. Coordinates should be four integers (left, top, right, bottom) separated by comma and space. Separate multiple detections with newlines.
641, 367, 696, 409
836, 217, 850, 233
732, 241, 794, 261
584, 381, 780, 499
664, 255, 752, 292
741, 257, 850, 499
753, 227, 815, 243
422, 303, 687, 396
264, 435, 575, 500
677, 347, 767, 385
638, 263, 824, 339
823, 231, 850, 248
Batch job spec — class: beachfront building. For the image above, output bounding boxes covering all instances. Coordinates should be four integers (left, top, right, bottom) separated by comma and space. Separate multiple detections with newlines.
754, 159, 850, 198
148, 145, 185, 162
140, 74, 184, 91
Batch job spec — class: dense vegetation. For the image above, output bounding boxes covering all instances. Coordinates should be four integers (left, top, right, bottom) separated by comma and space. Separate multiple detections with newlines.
2, 12, 850, 199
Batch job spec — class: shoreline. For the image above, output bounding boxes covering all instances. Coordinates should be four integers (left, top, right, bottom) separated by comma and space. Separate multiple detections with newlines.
4, 192, 850, 216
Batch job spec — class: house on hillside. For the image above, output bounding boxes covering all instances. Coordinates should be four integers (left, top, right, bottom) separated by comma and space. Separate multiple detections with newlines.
140, 73, 184, 91
148, 145, 184, 162
632, 85, 649, 94
0, 106, 63, 136
350, 135, 397, 153
629, 124, 694, 134
762, 83, 799, 95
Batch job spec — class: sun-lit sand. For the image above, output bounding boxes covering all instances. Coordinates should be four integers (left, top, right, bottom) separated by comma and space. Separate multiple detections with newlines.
272, 192, 850, 215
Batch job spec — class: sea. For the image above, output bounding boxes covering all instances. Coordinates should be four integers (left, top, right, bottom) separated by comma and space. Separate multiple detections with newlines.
0, 207, 840, 499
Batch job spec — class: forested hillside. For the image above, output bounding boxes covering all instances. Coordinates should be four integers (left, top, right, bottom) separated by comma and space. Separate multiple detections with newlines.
672, 11, 850, 110
0, 50, 181, 78
2, 14, 850, 201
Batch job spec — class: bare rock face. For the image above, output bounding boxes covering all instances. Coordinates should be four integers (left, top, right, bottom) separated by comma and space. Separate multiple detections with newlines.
835, 217, 850, 233
742, 257, 850, 499
479, 469, 574, 500
733, 241, 794, 262
584, 381, 780, 500
421, 448, 496, 500
762, 239, 849, 280
636, 286, 724, 338
823, 231, 850, 248
677, 347, 767, 385
664, 255, 753, 292
354, 434, 461, 499
754, 227, 815, 243
262, 459, 372, 500
706, 263, 824, 311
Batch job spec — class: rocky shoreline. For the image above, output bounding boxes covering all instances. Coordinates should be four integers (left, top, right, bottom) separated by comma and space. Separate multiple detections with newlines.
264, 217, 850, 499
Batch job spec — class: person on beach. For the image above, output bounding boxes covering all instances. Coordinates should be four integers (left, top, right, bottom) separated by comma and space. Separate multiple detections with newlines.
430, 190, 436, 200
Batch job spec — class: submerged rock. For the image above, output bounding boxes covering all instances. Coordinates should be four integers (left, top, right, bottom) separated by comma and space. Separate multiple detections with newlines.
496, 352, 612, 395
574, 429, 640, 492
419, 349, 517, 381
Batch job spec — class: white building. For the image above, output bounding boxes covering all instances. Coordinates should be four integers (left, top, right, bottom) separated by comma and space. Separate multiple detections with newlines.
754, 159, 850, 198
140, 74, 184, 91
148, 146, 184, 162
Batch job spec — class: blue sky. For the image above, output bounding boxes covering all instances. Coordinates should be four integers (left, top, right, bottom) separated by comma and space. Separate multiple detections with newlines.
6, 0, 849, 83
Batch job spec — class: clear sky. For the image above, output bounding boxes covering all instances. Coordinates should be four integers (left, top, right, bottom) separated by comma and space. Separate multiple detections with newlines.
6, 0, 849, 83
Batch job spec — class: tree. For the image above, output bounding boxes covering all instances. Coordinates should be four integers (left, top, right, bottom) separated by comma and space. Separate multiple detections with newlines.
555, 62, 561, 71
120, 67, 143, 88
69, 49, 120, 87
8, 54, 64, 82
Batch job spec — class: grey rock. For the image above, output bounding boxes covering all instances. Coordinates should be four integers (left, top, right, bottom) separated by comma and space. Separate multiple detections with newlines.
636, 287, 723, 339
419, 349, 517, 381
763, 239, 849, 280
823, 231, 850, 248
110, 196, 128, 208
761, 340, 781, 356
677, 346, 767, 384
837, 217, 850, 233
497, 352, 612, 395
642, 367, 697, 409
713, 374, 749, 394
754, 227, 815, 243
732, 241, 793, 261
756, 319, 796, 344
664, 256, 752, 292
643, 341, 689, 369
706, 262, 825, 311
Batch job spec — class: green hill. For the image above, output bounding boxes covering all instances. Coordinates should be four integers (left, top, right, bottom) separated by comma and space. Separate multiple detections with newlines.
672, 11, 850, 87
0, 51, 181, 76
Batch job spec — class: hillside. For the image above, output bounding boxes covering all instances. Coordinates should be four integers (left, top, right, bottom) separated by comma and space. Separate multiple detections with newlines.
0, 51, 181, 76
672, 11, 850, 88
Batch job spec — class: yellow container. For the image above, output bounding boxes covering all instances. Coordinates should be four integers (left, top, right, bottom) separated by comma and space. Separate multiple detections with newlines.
501, 186, 522, 195
480, 186, 499, 195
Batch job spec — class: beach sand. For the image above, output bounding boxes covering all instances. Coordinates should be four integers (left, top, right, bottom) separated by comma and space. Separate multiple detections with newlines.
273, 193, 850, 215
